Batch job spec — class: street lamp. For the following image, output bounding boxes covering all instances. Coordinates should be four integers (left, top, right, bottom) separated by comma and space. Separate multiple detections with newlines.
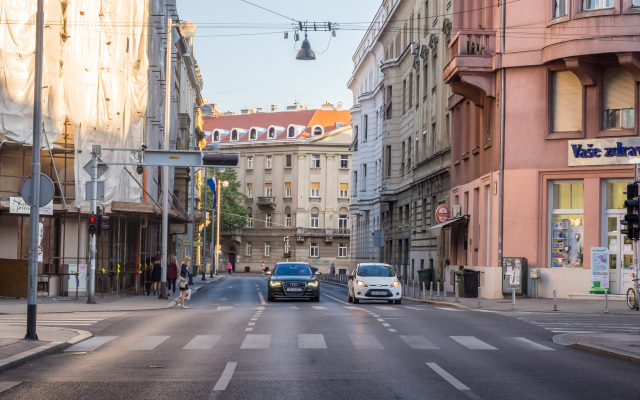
161, 18, 196, 300
215, 178, 229, 275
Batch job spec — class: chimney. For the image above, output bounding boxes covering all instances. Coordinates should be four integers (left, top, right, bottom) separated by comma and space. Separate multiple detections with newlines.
337, 102, 343, 110
224, 112, 235, 116
241, 109, 250, 114
322, 103, 334, 110
251, 107, 257, 114
271, 105, 278, 112
304, 104, 310, 110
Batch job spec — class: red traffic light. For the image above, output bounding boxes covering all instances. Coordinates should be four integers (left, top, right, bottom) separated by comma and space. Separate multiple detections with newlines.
88, 214, 98, 235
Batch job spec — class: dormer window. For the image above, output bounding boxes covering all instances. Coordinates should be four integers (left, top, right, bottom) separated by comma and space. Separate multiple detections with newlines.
313, 126, 324, 136
268, 127, 276, 139
288, 126, 296, 138
250, 128, 257, 140
213, 131, 220, 142
231, 129, 238, 141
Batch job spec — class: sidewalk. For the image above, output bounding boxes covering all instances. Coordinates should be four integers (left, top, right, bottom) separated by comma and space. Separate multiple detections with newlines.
0, 275, 221, 373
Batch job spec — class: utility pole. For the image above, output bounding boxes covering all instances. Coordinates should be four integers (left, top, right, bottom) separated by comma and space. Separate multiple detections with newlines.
87, 146, 100, 304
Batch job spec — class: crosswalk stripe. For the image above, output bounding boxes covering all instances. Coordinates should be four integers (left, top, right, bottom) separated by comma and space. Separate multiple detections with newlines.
349, 334, 383, 349
374, 306, 396, 310
451, 336, 497, 350
184, 335, 221, 350
241, 334, 271, 349
404, 306, 424, 310
508, 337, 554, 351
298, 334, 327, 349
400, 335, 440, 350
217, 306, 234, 311
66, 336, 117, 352
130, 336, 170, 350
435, 307, 465, 312
311, 306, 328, 310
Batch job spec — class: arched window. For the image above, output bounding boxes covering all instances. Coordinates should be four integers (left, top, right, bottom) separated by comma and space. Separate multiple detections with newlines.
288, 126, 296, 137
268, 127, 276, 138
313, 126, 323, 135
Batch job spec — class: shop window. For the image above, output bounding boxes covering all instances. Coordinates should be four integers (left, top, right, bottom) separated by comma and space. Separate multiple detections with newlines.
550, 182, 584, 268
552, 71, 582, 133
603, 67, 635, 130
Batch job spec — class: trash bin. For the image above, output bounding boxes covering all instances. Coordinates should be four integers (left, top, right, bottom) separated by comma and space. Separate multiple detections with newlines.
455, 271, 466, 297
417, 269, 433, 288
462, 269, 479, 298
192, 264, 199, 276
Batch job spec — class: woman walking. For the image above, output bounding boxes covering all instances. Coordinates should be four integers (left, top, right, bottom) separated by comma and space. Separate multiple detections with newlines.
167, 255, 178, 296
176, 256, 191, 309
151, 254, 162, 295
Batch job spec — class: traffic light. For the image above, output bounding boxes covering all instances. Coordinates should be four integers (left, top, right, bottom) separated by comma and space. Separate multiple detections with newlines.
88, 214, 98, 235
283, 251, 291, 259
202, 152, 239, 167
622, 183, 639, 240
99, 214, 110, 234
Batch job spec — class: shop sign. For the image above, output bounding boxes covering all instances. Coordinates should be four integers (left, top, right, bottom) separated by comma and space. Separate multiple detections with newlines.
590, 247, 609, 294
569, 138, 640, 166
9, 196, 53, 215
435, 205, 450, 224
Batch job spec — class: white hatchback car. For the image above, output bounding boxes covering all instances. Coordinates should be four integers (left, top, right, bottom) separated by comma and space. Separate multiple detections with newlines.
347, 263, 402, 304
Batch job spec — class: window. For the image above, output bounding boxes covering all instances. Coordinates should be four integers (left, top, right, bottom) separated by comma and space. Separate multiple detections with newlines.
247, 214, 253, 228
310, 242, 319, 257
408, 73, 413, 109
353, 172, 358, 196
634, 0, 640, 6
603, 67, 635, 130
554, 0, 567, 17
250, 128, 257, 140
311, 213, 319, 228
385, 146, 392, 178
362, 164, 367, 191
246, 242, 252, 256
247, 156, 254, 169
311, 182, 320, 197
285, 182, 292, 197
213, 131, 220, 142
285, 154, 292, 168
246, 183, 253, 197
338, 243, 347, 258
363, 115, 368, 142
549, 181, 584, 268
385, 86, 393, 120
340, 155, 349, 169
288, 126, 296, 138
339, 214, 348, 230
285, 213, 292, 227
231, 129, 238, 141
583, 0, 613, 10
311, 154, 321, 168
265, 183, 273, 197
339, 183, 349, 198
313, 126, 323, 135
402, 79, 407, 113
265, 155, 273, 169
552, 70, 582, 133
266, 214, 272, 228
264, 242, 271, 256
268, 127, 276, 138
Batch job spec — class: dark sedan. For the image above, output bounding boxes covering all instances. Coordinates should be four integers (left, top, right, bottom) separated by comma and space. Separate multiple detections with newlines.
267, 262, 320, 302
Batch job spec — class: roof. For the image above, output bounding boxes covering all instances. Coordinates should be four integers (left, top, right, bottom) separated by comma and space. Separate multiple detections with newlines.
203, 109, 352, 144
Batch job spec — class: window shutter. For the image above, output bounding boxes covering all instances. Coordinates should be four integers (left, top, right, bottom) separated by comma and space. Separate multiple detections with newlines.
604, 67, 634, 110
285, 182, 291, 190
311, 182, 320, 190
553, 71, 582, 132
340, 183, 348, 191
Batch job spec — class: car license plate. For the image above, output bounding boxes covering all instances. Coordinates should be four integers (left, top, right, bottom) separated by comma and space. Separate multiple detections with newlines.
371, 291, 387, 296
287, 287, 303, 292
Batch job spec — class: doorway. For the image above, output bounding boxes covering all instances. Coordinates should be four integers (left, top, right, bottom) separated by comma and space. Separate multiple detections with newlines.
605, 214, 634, 294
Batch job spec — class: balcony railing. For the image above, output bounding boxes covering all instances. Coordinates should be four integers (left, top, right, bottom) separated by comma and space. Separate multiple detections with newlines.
256, 196, 276, 208
448, 29, 496, 60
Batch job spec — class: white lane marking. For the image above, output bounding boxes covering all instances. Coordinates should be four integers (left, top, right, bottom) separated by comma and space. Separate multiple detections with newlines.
311, 306, 328, 310
389, 329, 397, 332
217, 306, 234, 311
323, 293, 350, 305
245, 328, 253, 332
405, 306, 424, 310
184, 335, 221, 350
400, 335, 440, 350
349, 334, 384, 350
426, 362, 472, 392
241, 334, 271, 349
212, 362, 237, 391
298, 334, 327, 349
248, 322, 256, 326
374, 306, 396, 310
451, 336, 497, 350
66, 336, 117, 352
507, 337, 555, 351
250, 318, 258, 321
377, 318, 385, 322
258, 292, 266, 305
435, 307, 465, 312
382, 323, 390, 327
343, 306, 366, 310
131, 336, 170, 351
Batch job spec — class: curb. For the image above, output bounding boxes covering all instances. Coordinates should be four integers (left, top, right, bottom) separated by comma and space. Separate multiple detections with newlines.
553, 333, 640, 365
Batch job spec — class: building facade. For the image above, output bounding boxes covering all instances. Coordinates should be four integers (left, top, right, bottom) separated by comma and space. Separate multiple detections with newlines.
203, 107, 352, 274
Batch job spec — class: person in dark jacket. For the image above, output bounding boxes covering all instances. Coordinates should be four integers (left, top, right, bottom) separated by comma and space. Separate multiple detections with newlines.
167, 254, 179, 296
151, 254, 161, 295
176, 256, 191, 308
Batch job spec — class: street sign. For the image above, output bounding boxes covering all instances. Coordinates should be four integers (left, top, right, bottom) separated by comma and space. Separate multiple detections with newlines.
20, 173, 55, 207
143, 150, 203, 167
85, 182, 105, 201
83, 158, 109, 178
435, 205, 450, 224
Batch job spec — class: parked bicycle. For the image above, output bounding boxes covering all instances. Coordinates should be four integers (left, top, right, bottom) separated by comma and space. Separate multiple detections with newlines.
627, 273, 639, 310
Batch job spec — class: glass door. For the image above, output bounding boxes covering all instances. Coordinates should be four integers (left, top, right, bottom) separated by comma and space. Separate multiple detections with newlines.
606, 215, 634, 294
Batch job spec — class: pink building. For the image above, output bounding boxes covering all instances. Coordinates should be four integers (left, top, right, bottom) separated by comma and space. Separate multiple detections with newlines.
444, 0, 640, 298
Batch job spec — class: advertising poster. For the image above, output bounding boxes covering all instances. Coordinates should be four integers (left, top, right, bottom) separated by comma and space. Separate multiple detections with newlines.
590, 247, 609, 293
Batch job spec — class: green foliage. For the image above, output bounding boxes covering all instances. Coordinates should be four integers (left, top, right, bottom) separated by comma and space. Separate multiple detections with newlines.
201, 168, 249, 234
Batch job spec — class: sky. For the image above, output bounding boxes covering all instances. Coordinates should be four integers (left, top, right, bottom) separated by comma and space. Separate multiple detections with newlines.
176, 0, 381, 114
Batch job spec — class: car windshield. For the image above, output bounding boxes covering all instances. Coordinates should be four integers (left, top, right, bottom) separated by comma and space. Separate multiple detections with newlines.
357, 265, 395, 277
274, 264, 312, 275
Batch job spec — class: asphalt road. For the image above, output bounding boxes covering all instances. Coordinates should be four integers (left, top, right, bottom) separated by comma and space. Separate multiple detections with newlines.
1, 275, 640, 400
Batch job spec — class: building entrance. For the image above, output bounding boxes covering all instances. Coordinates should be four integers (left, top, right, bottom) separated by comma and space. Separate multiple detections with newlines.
605, 214, 634, 294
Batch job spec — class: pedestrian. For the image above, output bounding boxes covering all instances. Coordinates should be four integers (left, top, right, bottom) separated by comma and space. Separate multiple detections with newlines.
261, 261, 266, 275
330, 263, 335, 277
227, 262, 233, 275
176, 256, 191, 309
167, 254, 179, 296
151, 254, 161, 296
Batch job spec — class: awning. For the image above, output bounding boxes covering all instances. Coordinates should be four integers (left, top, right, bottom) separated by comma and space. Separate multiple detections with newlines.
428, 215, 468, 236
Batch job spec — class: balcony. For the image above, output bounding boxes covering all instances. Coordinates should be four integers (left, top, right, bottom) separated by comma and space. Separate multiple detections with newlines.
443, 29, 496, 104
256, 196, 276, 209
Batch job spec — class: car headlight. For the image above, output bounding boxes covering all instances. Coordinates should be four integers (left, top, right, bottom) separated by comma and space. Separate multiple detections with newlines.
391, 280, 400, 287
269, 280, 282, 287
356, 280, 368, 287
307, 280, 318, 287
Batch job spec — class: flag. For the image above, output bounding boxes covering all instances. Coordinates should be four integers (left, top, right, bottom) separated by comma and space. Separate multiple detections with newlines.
207, 177, 217, 209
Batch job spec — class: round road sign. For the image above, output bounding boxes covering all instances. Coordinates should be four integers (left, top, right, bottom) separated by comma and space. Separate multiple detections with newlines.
435, 205, 450, 224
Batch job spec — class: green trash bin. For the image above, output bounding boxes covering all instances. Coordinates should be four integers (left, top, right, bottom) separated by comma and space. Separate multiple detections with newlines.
455, 271, 466, 297
417, 269, 433, 289
192, 264, 199, 276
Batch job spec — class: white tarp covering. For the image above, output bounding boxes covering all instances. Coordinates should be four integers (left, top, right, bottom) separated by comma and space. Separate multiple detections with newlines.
0, 0, 150, 206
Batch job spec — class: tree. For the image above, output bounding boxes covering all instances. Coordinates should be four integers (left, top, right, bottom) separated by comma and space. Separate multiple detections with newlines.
201, 168, 248, 237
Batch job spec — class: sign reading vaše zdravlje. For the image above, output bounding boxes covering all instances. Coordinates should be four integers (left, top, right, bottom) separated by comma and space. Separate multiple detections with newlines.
569, 138, 640, 166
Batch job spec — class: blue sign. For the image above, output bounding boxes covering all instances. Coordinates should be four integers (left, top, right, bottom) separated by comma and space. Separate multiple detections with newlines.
569, 138, 640, 166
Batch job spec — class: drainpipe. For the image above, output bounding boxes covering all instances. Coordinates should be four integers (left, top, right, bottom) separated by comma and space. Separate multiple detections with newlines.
497, 0, 506, 271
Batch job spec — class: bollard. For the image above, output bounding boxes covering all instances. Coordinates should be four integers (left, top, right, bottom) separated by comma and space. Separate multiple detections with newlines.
422, 281, 426, 300
604, 290, 609, 313
436, 281, 440, 300
413, 281, 416, 298
443, 282, 447, 302
553, 289, 558, 311
430, 281, 434, 300
478, 285, 482, 308
512, 288, 516, 310
455, 281, 459, 303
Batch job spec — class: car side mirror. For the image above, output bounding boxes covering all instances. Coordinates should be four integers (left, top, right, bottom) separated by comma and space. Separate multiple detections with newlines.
266, 271, 272, 276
